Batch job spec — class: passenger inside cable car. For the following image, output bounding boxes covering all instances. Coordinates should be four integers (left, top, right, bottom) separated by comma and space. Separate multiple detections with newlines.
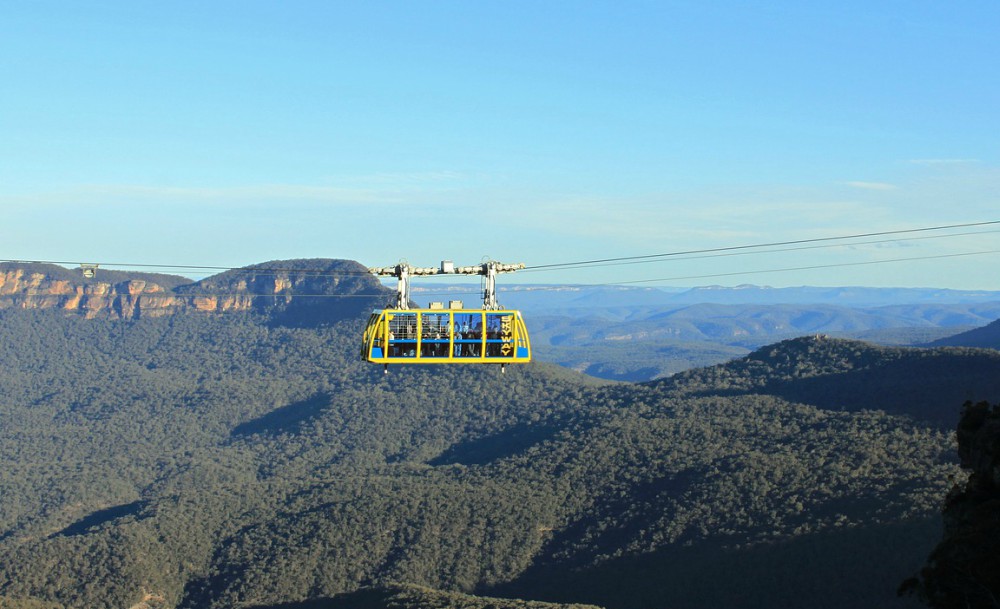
362, 261, 530, 371
362, 308, 531, 367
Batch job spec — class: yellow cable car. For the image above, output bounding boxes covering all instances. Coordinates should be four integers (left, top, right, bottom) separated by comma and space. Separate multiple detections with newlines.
361, 307, 531, 365
361, 261, 531, 372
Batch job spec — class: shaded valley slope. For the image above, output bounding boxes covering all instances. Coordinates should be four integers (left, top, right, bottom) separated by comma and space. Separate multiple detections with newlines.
0, 260, 996, 609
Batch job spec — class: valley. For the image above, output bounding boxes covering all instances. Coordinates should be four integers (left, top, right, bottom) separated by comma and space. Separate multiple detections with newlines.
0, 260, 998, 608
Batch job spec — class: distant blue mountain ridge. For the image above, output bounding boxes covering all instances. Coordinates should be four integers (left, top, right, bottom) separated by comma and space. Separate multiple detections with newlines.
411, 283, 1000, 312
406, 284, 1000, 381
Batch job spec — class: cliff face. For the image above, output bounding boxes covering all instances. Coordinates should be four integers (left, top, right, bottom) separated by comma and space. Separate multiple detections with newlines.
901, 400, 1000, 607
0, 260, 387, 321
0, 268, 184, 319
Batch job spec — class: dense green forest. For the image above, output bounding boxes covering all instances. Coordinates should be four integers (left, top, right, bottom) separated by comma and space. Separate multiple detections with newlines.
2, 265, 999, 608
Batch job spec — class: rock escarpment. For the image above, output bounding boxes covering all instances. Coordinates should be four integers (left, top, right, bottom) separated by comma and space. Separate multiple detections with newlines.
0, 260, 387, 321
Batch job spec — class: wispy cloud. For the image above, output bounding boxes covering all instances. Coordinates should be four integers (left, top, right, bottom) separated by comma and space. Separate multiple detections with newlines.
907, 158, 981, 166
0, 167, 494, 211
82, 183, 401, 203
845, 181, 897, 191
506, 189, 892, 251
1, 177, 480, 208
322, 170, 473, 186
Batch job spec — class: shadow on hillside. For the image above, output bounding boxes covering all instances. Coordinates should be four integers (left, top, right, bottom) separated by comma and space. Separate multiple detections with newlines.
677, 350, 1000, 429
490, 516, 939, 609
239, 583, 602, 609
50, 500, 149, 538
428, 422, 564, 466
761, 357, 1000, 429
266, 297, 377, 329
230, 393, 331, 438
241, 588, 385, 609
581, 364, 663, 383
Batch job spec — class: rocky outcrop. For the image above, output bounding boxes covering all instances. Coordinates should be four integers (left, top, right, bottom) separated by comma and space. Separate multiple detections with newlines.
0, 260, 388, 321
900, 400, 1000, 607
0, 267, 184, 319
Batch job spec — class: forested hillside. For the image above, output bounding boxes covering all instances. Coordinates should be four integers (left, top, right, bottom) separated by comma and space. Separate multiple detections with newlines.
927, 317, 1000, 349
657, 335, 1000, 428
1, 263, 996, 609
527, 302, 1000, 381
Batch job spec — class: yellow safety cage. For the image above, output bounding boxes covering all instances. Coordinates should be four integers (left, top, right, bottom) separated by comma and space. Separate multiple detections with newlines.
361, 260, 531, 372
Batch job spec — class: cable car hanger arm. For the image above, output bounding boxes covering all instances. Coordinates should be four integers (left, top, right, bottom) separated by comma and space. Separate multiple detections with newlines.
368, 260, 524, 310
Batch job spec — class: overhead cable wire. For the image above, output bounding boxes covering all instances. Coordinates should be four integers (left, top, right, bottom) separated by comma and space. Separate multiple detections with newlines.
521, 228, 1000, 273
1, 251, 995, 299
164, 292, 384, 299
0, 259, 374, 278
606, 249, 1000, 286
524, 219, 1000, 272
5, 220, 998, 278
2, 219, 998, 294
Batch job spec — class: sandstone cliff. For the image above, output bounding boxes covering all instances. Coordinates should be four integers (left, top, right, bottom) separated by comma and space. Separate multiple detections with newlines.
0, 260, 387, 321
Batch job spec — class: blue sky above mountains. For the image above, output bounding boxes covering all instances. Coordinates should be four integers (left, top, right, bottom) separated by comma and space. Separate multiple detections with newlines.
3, 1, 998, 288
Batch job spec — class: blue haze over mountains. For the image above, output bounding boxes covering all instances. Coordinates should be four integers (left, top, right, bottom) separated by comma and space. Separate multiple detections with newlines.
408, 283, 1000, 382
482, 284, 1000, 310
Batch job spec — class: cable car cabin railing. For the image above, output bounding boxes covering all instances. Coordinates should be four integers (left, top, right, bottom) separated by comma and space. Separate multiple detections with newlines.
362, 309, 531, 365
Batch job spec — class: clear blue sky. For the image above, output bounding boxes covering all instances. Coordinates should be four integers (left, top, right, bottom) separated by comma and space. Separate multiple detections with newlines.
2, 1, 998, 289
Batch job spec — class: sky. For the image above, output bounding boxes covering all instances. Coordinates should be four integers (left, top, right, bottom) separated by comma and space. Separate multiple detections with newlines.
2, 1, 999, 289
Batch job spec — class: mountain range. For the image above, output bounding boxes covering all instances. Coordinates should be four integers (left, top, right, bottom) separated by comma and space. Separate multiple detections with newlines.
0, 259, 382, 322
0, 259, 998, 608
6, 261, 999, 382
503, 287, 1000, 382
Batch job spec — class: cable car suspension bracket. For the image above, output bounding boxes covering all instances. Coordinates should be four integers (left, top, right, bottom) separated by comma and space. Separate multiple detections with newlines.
368, 260, 525, 310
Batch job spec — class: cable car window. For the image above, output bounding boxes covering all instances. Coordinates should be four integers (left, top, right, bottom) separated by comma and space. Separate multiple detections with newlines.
420, 312, 449, 357
486, 313, 515, 358
388, 313, 417, 357
453, 312, 482, 357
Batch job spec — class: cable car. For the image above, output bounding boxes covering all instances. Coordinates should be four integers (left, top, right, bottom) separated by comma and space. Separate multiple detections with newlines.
361, 261, 532, 372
